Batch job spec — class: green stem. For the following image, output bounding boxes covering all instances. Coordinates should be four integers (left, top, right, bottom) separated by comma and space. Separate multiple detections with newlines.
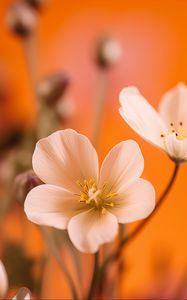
87, 252, 99, 300
98, 163, 180, 291
40, 226, 79, 300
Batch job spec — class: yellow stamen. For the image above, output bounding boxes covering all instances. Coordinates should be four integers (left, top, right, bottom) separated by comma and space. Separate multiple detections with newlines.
76, 179, 117, 212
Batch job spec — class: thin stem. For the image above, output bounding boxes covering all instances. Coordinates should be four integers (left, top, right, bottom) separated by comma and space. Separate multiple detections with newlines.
23, 35, 38, 92
98, 163, 180, 289
87, 252, 99, 300
92, 69, 108, 149
40, 226, 79, 300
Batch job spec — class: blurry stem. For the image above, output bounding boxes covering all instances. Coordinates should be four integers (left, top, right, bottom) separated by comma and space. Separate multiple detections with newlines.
87, 252, 99, 300
40, 226, 79, 300
92, 69, 108, 149
98, 163, 180, 289
23, 35, 38, 91
119, 224, 125, 243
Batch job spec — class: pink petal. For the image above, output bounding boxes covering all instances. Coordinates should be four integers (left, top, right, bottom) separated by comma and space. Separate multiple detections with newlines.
164, 134, 187, 162
119, 86, 166, 149
159, 83, 187, 130
110, 178, 155, 223
0, 261, 8, 298
32, 129, 99, 192
25, 184, 83, 229
99, 140, 144, 192
68, 209, 118, 253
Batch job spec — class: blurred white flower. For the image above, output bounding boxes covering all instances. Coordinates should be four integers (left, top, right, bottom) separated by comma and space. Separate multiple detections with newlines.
25, 129, 155, 253
119, 83, 187, 163
0, 260, 8, 298
0, 260, 31, 300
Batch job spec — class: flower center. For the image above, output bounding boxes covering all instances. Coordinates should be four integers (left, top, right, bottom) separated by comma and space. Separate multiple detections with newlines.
160, 121, 187, 140
76, 179, 117, 214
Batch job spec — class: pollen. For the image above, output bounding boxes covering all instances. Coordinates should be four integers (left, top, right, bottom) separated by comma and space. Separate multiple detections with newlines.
76, 179, 117, 212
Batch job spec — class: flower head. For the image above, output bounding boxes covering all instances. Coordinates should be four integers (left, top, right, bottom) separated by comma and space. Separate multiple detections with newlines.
24, 129, 155, 253
119, 83, 187, 163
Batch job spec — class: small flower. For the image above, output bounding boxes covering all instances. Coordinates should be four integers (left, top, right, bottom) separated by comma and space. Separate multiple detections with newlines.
119, 83, 187, 163
24, 129, 155, 253
0, 261, 8, 298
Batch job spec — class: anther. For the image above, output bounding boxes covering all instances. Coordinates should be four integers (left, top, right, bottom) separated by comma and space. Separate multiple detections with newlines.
160, 134, 164, 138
170, 122, 174, 126
180, 122, 183, 126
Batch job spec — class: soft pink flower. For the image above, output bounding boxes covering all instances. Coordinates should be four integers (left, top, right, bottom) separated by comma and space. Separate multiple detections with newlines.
0, 260, 8, 298
119, 83, 187, 163
24, 129, 155, 253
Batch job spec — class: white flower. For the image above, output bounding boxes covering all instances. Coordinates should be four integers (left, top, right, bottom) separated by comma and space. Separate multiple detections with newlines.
24, 129, 155, 253
119, 83, 187, 163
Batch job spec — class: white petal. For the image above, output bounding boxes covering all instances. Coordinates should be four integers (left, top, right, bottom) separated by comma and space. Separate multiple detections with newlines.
12, 287, 31, 300
99, 140, 144, 192
0, 261, 8, 298
164, 134, 187, 162
119, 86, 166, 149
159, 83, 187, 130
25, 184, 82, 229
32, 129, 99, 192
110, 179, 155, 223
68, 210, 118, 253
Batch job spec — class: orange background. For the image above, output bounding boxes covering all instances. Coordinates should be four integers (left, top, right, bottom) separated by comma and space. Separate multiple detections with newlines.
1, 0, 187, 298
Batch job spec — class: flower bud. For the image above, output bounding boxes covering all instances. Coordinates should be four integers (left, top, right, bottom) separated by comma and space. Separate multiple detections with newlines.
7, 3, 37, 37
24, 0, 44, 10
13, 287, 32, 300
14, 170, 42, 205
56, 97, 75, 121
37, 72, 70, 106
95, 37, 122, 69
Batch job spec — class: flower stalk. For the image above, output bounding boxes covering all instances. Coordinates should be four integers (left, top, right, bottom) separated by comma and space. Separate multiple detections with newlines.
97, 163, 180, 295
40, 226, 79, 300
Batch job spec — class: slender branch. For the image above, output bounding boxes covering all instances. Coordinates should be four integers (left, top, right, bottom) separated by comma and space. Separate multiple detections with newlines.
40, 226, 79, 300
92, 69, 108, 149
22, 34, 38, 93
98, 163, 180, 289
87, 252, 99, 300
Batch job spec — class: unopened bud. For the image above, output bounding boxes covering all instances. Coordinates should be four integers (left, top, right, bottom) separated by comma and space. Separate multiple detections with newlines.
24, 0, 44, 10
13, 287, 32, 300
37, 72, 70, 106
14, 170, 42, 205
56, 97, 75, 121
7, 4, 37, 37
96, 37, 122, 69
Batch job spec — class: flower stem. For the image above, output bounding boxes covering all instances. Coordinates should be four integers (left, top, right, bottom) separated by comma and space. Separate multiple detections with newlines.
92, 69, 108, 149
40, 226, 79, 300
87, 252, 99, 300
98, 163, 180, 292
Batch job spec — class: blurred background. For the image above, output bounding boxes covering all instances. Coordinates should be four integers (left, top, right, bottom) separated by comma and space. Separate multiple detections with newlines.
1, 0, 187, 298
